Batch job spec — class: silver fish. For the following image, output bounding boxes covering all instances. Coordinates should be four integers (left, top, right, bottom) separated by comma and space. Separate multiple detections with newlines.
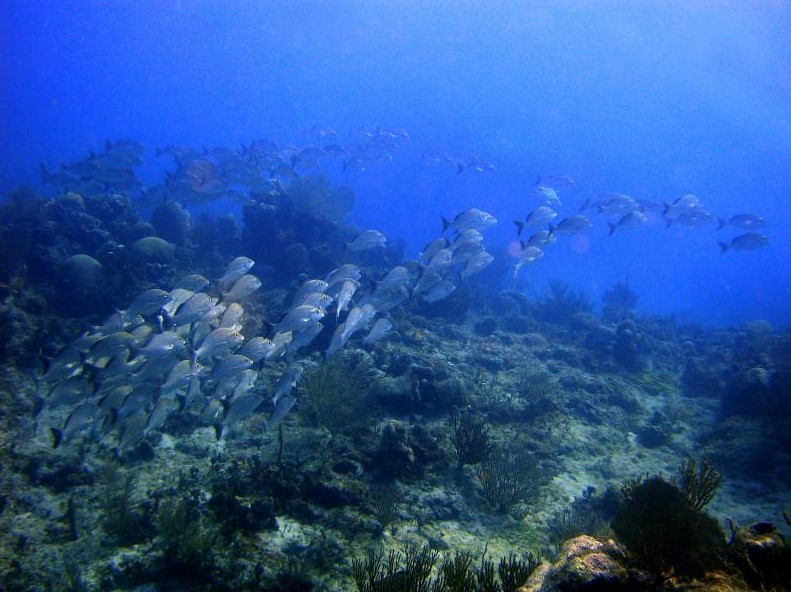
346, 229, 387, 251
47, 376, 94, 408
441, 208, 497, 233
274, 304, 326, 334
266, 331, 293, 360
175, 273, 210, 292
238, 336, 274, 363
461, 251, 494, 279
325, 264, 362, 285
523, 206, 557, 230
336, 280, 360, 322
419, 237, 450, 266
550, 214, 593, 235
161, 359, 203, 395
266, 394, 296, 431
719, 232, 770, 253
363, 317, 393, 344
210, 354, 253, 381
219, 302, 245, 330
376, 266, 411, 291
291, 279, 330, 307
125, 288, 172, 319
608, 211, 648, 235
718, 213, 767, 231
223, 391, 265, 429
217, 256, 255, 288
52, 401, 95, 448
421, 279, 456, 303
163, 288, 196, 315
222, 274, 261, 302
145, 396, 180, 434
513, 246, 544, 277
193, 327, 244, 362
273, 364, 304, 405
173, 292, 218, 326
137, 331, 185, 357
43, 346, 83, 383
288, 321, 324, 353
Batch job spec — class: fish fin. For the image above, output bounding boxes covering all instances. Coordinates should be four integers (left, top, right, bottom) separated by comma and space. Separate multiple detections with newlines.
717, 217, 726, 230
662, 202, 672, 216
51, 428, 63, 449
548, 224, 556, 237
441, 216, 452, 232
513, 220, 524, 235
608, 223, 616, 236
718, 241, 729, 255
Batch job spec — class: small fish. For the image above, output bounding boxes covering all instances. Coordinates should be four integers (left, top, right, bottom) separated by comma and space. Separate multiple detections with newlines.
210, 354, 254, 381
421, 279, 457, 303
137, 331, 186, 357
524, 206, 558, 229
161, 359, 203, 395
222, 274, 262, 302
173, 293, 218, 326
162, 288, 196, 316
550, 214, 593, 235
193, 327, 244, 362
43, 346, 83, 383
217, 256, 255, 289
376, 266, 412, 291
273, 364, 304, 406
238, 336, 274, 363
145, 396, 180, 435
336, 279, 360, 322
363, 317, 393, 344
291, 279, 330, 307
266, 331, 293, 359
219, 302, 245, 330
419, 237, 450, 266
346, 229, 387, 251
221, 391, 265, 434
608, 211, 648, 235
442, 208, 497, 233
326, 323, 349, 357
717, 213, 767, 231
174, 273, 210, 292
719, 232, 770, 254
124, 289, 173, 320
589, 193, 635, 216
461, 251, 494, 279
266, 394, 296, 431
424, 248, 453, 272
274, 304, 326, 334
288, 321, 324, 353
513, 246, 544, 278
52, 401, 95, 448
47, 376, 94, 408
325, 264, 362, 286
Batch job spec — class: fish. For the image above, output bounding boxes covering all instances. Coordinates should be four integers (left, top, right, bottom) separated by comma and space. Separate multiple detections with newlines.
442, 208, 497, 233
47, 376, 94, 408
273, 304, 326, 335
238, 336, 274, 363
273, 364, 304, 405
219, 302, 245, 330
43, 346, 84, 383
588, 193, 636, 216
288, 321, 324, 353
326, 264, 362, 286
193, 327, 244, 362
221, 391, 265, 434
460, 251, 494, 279
124, 289, 173, 320
291, 279, 330, 307
363, 317, 394, 344
719, 232, 770, 253
265, 394, 296, 431
216, 256, 255, 289
608, 211, 648, 235
421, 279, 457, 303
136, 331, 186, 357
161, 359, 203, 395
174, 273, 210, 292
51, 401, 95, 448
375, 266, 412, 291
173, 293, 219, 326
266, 331, 293, 359
145, 396, 180, 435
346, 229, 387, 251
549, 214, 593, 235
525, 229, 556, 248
162, 288, 196, 316
524, 206, 558, 230
513, 246, 544, 278
419, 237, 450, 266
423, 248, 453, 272
326, 323, 349, 357
717, 213, 767, 231
336, 279, 360, 322
665, 208, 715, 228
209, 354, 254, 382
295, 292, 334, 310
222, 274, 262, 302
531, 184, 561, 207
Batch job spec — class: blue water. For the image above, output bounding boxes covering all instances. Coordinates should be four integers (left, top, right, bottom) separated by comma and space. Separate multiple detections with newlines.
2, 1, 790, 326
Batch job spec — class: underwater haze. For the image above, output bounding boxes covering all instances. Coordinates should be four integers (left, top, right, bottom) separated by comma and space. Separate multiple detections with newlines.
2, 0, 790, 326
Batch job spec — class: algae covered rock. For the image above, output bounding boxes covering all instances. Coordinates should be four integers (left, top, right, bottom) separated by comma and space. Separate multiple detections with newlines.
57, 253, 105, 312
130, 236, 175, 264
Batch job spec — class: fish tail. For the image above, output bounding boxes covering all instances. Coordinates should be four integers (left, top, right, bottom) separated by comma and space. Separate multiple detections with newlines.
51, 427, 63, 449
608, 223, 617, 236
441, 216, 452, 232
718, 241, 729, 255
513, 220, 524, 235
717, 217, 726, 230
